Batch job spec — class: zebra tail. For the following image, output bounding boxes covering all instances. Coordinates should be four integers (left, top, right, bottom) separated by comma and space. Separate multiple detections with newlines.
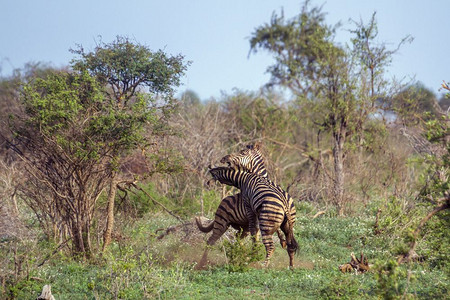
195, 216, 214, 233
284, 206, 299, 254
290, 232, 299, 254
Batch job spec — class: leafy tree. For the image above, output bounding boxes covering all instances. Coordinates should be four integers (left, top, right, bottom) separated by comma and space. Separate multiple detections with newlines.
401, 82, 449, 264
438, 92, 450, 112
250, 3, 411, 214
0, 63, 60, 156
70, 36, 188, 251
249, 3, 337, 98
8, 71, 115, 256
393, 82, 443, 125
71, 36, 186, 107
180, 89, 201, 107
4, 38, 188, 257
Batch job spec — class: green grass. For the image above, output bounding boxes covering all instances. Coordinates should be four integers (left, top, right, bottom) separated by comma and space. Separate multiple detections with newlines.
2, 211, 449, 299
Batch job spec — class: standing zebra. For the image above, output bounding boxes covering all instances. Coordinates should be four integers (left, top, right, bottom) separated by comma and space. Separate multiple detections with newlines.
195, 143, 286, 248
209, 165, 298, 268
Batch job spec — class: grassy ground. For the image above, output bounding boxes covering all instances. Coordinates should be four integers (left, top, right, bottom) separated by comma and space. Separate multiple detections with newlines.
4, 208, 449, 299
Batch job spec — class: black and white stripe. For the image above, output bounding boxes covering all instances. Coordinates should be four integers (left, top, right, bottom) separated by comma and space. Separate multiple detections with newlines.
209, 166, 298, 268
196, 143, 286, 248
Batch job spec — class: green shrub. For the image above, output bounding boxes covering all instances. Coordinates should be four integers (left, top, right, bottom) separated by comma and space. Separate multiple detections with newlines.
223, 235, 265, 272
420, 209, 450, 269
374, 259, 412, 299
318, 274, 360, 299
128, 182, 168, 217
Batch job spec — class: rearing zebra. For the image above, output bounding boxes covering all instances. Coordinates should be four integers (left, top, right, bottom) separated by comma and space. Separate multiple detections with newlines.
195, 143, 286, 248
220, 143, 297, 226
209, 165, 298, 268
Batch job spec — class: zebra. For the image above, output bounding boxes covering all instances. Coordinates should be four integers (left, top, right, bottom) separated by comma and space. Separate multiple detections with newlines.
220, 143, 297, 226
195, 143, 287, 248
209, 165, 298, 268
195, 194, 287, 247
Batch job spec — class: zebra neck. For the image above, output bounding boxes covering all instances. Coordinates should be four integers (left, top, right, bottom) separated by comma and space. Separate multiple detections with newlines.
225, 169, 253, 190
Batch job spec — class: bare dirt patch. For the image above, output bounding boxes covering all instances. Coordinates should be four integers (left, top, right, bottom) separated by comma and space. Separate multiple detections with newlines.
155, 217, 315, 271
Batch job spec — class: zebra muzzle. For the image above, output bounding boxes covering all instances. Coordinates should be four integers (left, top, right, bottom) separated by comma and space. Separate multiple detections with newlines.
220, 155, 230, 164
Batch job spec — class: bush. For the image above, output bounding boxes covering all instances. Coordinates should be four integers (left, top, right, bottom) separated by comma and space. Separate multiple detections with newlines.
223, 235, 265, 272
373, 259, 413, 300
318, 273, 361, 299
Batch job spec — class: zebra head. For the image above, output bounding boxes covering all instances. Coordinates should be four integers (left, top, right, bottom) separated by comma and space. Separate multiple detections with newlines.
220, 142, 267, 178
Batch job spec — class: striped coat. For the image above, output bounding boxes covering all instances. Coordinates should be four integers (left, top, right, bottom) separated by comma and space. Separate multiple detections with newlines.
196, 143, 286, 248
209, 166, 298, 267
220, 143, 297, 229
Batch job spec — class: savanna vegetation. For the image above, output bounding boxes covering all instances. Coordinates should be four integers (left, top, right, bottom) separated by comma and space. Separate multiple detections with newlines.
0, 2, 448, 299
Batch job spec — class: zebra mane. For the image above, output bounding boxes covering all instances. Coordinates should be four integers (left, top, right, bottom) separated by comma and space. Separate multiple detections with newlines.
209, 166, 270, 187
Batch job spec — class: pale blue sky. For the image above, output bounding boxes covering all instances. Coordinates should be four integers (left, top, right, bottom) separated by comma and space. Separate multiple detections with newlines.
1, 0, 448, 100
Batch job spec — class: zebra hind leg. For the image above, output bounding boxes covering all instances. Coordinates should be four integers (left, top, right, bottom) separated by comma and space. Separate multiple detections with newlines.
276, 229, 287, 249
261, 231, 275, 267
245, 208, 259, 242
206, 221, 230, 246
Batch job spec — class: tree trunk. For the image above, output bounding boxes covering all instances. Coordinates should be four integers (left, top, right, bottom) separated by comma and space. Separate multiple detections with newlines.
82, 220, 92, 257
332, 128, 346, 216
70, 206, 93, 259
71, 219, 85, 257
11, 189, 19, 216
103, 175, 117, 252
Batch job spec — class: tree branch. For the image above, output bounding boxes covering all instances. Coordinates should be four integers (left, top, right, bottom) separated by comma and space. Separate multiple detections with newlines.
130, 183, 184, 223
399, 198, 449, 263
